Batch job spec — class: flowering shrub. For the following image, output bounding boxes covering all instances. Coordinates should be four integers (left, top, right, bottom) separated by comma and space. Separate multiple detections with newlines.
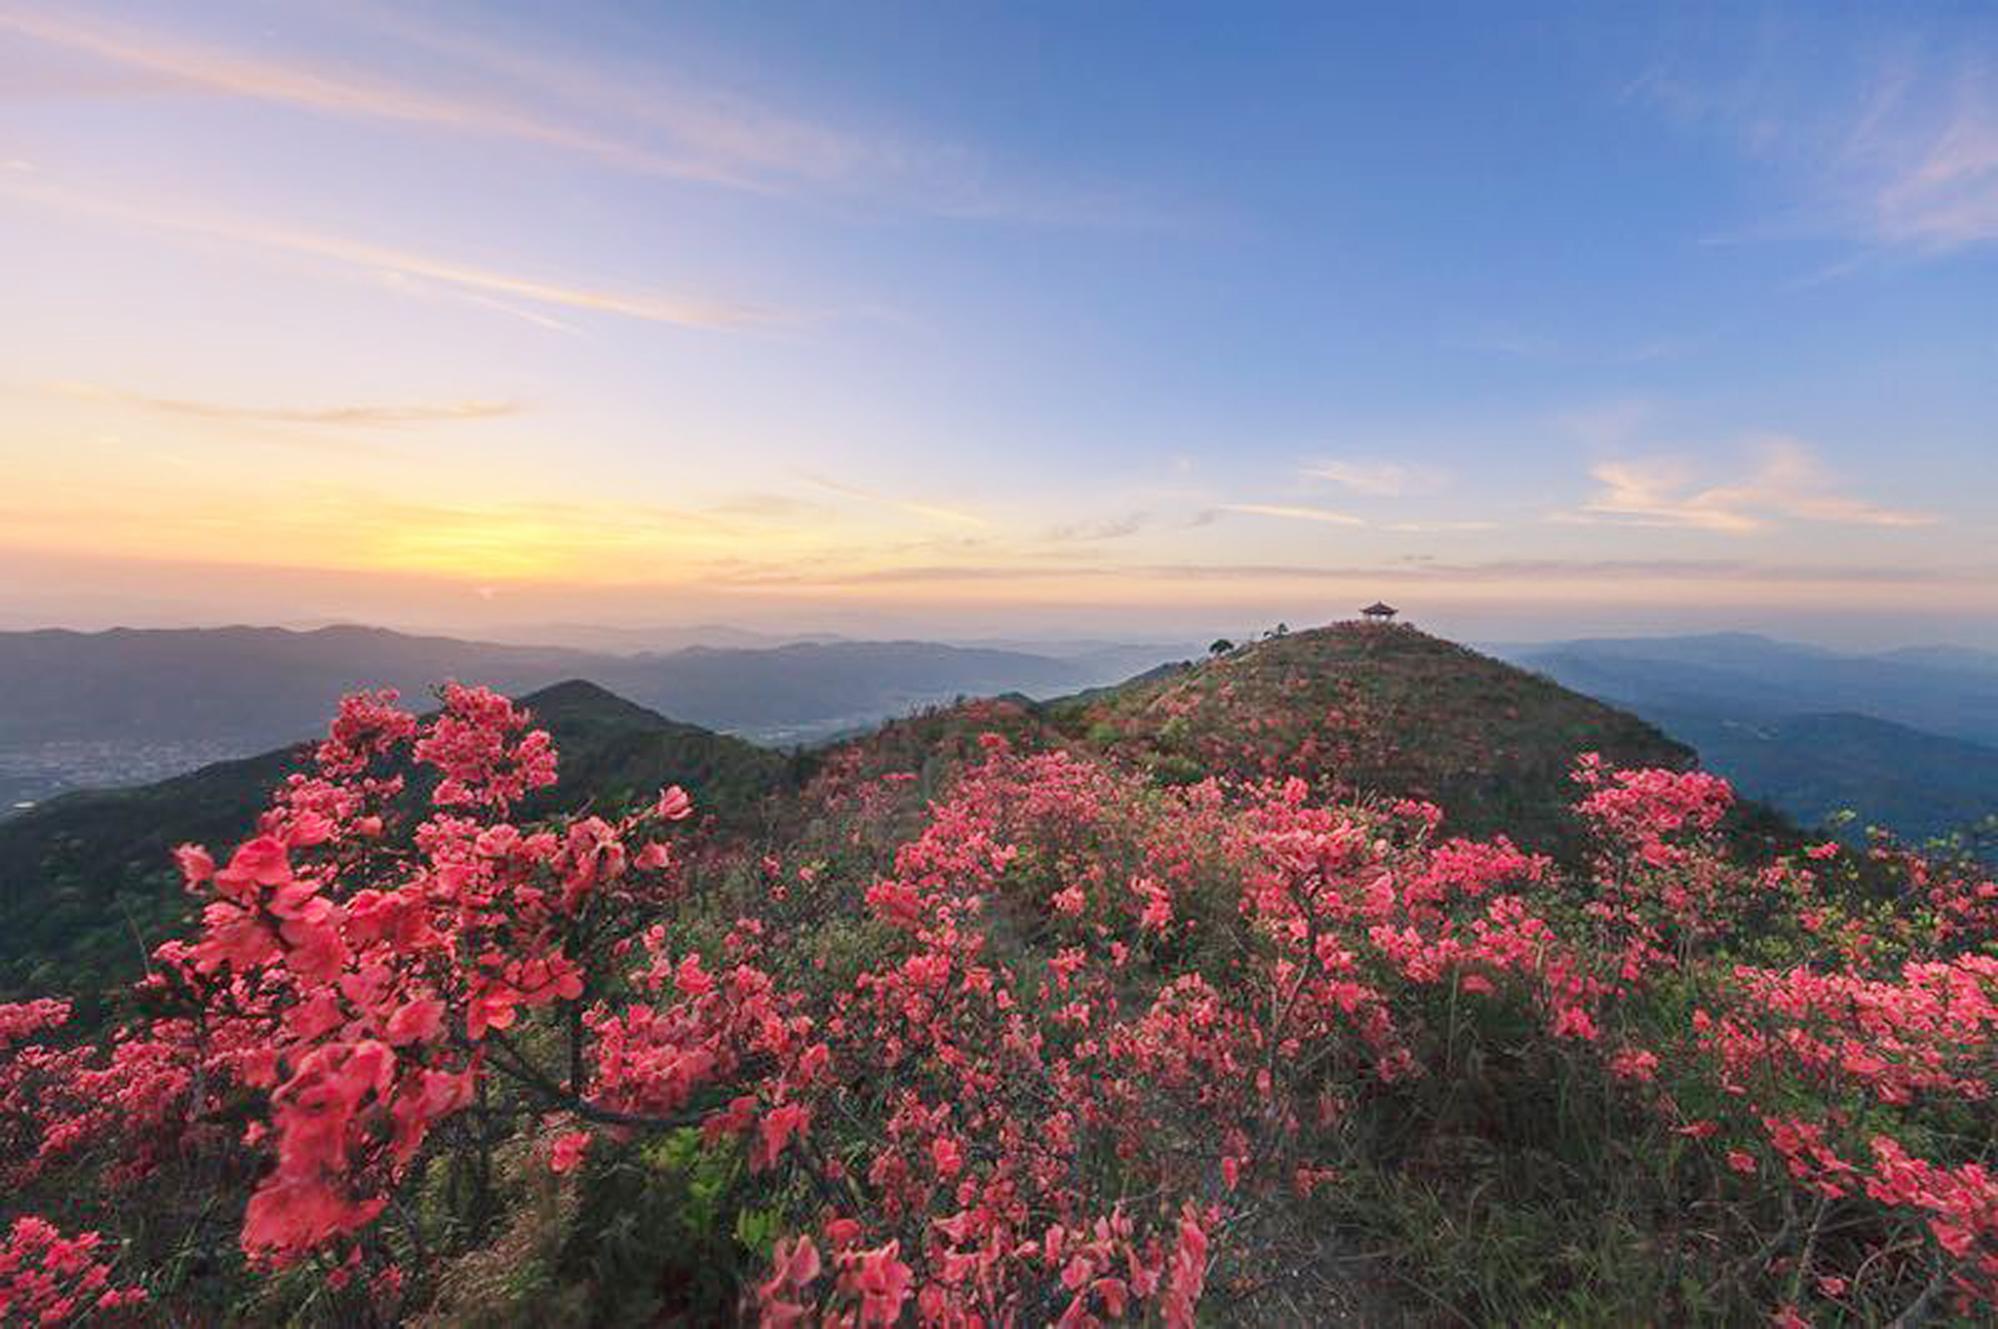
0, 671, 1994, 1325
0, 684, 814, 1315
0, 1215, 145, 1325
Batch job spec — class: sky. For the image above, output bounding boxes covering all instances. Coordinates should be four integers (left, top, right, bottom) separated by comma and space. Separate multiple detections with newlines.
0, 0, 1993, 647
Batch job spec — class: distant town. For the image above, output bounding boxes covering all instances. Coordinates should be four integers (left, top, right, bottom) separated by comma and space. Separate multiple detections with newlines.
0, 739, 247, 813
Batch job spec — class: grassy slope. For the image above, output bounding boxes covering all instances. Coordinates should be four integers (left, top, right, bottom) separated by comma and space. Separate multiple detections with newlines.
1045, 623, 1696, 854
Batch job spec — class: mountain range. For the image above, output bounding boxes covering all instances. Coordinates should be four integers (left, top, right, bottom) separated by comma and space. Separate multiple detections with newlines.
7, 622, 1993, 860
1489, 632, 1998, 844
0, 625, 1185, 807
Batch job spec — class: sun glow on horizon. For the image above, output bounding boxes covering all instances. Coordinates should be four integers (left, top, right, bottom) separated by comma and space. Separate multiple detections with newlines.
0, 1, 1990, 643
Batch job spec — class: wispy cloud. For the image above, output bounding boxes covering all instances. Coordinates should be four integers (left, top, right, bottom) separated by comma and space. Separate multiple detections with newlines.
1854, 65, 1998, 248
1042, 512, 1150, 543
1557, 437, 1937, 533
1302, 459, 1448, 497
48, 381, 522, 427
0, 176, 775, 329
1630, 40, 1998, 251
376, 272, 583, 336
1217, 492, 1494, 533
801, 474, 990, 528
332, 1, 915, 192
1563, 458, 1761, 532
1383, 520, 1498, 533
0, 2, 1146, 224
0, 4, 754, 188
338, 2, 1160, 226
1219, 503, 1365, 526
1133, 557, 1980, 586
710, 554, 1984, 591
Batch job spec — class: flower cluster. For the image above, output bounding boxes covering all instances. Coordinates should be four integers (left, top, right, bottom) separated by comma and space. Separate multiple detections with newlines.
2, 684, 731, 1281
0, 1215, 146, 1325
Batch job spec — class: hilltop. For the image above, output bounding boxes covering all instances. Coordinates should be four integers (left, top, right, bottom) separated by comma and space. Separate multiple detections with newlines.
768, 622, 1705, 861
1047, 622, 1697, 852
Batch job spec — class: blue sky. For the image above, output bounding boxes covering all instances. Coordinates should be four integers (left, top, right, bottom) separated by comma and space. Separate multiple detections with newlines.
0, 1, 1992, 645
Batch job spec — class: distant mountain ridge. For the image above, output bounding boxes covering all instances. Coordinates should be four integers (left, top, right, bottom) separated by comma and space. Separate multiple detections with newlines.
1494, 632, 1998, 746
0, 625, 594, 747
1491, 633, 1998, 844
0, 625, 1153, 804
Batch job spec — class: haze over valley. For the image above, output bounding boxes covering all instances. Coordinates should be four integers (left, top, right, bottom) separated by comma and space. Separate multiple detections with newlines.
0, 624, 1196, 806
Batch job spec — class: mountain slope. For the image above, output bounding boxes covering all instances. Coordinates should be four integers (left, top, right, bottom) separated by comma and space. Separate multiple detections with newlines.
1505, 633, 1998, 747
0, 681, 792, 1005
1497, 634, 1998, 843
1637, 707, 1998, 845
1041, 624, 1698, 852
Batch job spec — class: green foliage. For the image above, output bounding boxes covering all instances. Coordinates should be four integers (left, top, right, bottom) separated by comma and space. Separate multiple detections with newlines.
1311, 997, 1749, 1325
553, 1130, 777, 1326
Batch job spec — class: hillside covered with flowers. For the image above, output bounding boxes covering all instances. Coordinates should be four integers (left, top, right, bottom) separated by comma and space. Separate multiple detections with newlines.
2, 627, 1994, 1326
